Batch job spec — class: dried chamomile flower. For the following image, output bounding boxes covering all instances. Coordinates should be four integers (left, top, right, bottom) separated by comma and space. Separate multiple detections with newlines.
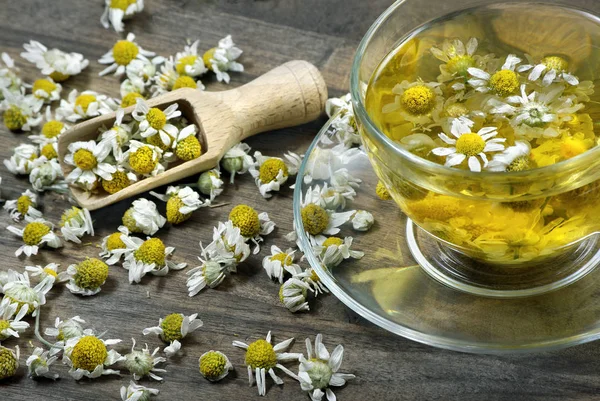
197, 168, 224, 201
121, 381, 160, 401
26, 347, 59, 380
262, 245, 301, 283
122, 236, 187, 283
295, 190, 355, 245
64, 140, 116, 191
25, 263, 69, 284
204, 220, 251, 263
352, 210, 374, 231
430, 38, 479, 81
98, 108, 134, 159
125, 338, 166, 381
150, 186, 206, 224
60, 206, 94, 243
63, 334, 124, 380
305, 183, 353, 212
0, 345, 19, 380
29, 106, 69, 144
299, 267, 329, 296
0, 53, 23, 98
21, 40, 89, 82
45, 316, 90, 353
329, 168, 361, 199
314, 236, 364, 269
66, 258, 109, 296
102, 165, 137, 195
7, 217, 63, 257
122, 198, 166, 235
39, 141, 58, 160
4, 189, 42, 221
520, 55, 579, 87
279, 277, 312, 313
303, 143, 362, 184
101, 0, 144, 33
1, 270, 54, 315
125, 140, 166, 176
229, 204, 275, 252
31, 77, 61, 103
150, 57, 178, 97
4, 143, 38, 175
143, 313, 203, 357
0, 297, 29, 340
326, 93, 361, 148
186, 253, 236, 296
133, 99, 181, 148
172, 74, 205, 91
99, 225, 142, 265
468, 54, 522, 97
127, 57, 163, 86
120, 87, 145, 107
487, 140, 532, 172
221, 142, 254, 183
175, 39, 209, 78
297, 334, 355, 401
375, 181, 391, 200
29, 157, 67, 193
232, 331, 301, 396
203, 35, 243, 83
173, 125, 202, 161
1, 88, 43, 131
199, 350, 233, 382
249, 151, 298, 198
99, 33, 156, 77
57, 89, 116, 122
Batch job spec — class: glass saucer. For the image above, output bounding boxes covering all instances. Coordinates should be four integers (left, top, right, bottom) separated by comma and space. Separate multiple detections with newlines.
293, 114, 600, 354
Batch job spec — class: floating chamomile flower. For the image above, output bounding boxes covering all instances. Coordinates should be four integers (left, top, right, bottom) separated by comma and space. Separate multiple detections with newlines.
63, 334, 124, 380
1, 88, 43, 131
64, 140, 116, 191
4, 189, 42, 221
352, 210, 374, 232
199, 351, 233, 382
1, 270, 53, 315
101, 0, 144, 33
7, 217, 63, 257
122, 236, 186, 283
122, 198, 166, 235
143, 313, 203, 357
297, 334, 355, 401
249, 151, 298, 198
60, 206, 94, 244
232, 331, 301, 396
99, 33, 156, 77
229, 204, 275, 252
175, 39, 209, 77
29, 106, 68, 144
150, 186, 206, 224
204, 220, 252, 263
121, 381, 160, 401
25, 263, 69, 284
0, 53, 23, 98
173, 125, 202, 161
468, 54, 522, 97
44, 316, 89, 353
382, 80, 443, 125
203, 35, 244, 83
31, 77, 61, 103
133, 99, 182, 148
314, 236, 364, 269
21, 40, 89, 82
431, 116, 505, 172
4, 143, 38, 175
520, 55, 579, 87
262, 245, 301, 283
487, 140, 532, 172
0, 345, 19, 380
221, 142, 254, 183
125, 338, 167, 381
430, 38, 479, 80
197, 168, 224, 201
279, 277, 312, 313
57, 89, 116, 122
125, 140, 166, 176
26, 347, 59, 380
29, 157, 67, 193
99, 226, 142, 265
0, 297, 29, 340
66, 258, 110, 296
186, 254, 236, 296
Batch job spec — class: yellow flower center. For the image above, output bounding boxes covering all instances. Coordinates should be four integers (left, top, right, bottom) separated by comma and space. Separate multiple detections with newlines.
73, 148, 97, 170
173, 76, 198, 90
60, 206, 83, 227
4, 106, 26, 131
542, 56, 569, 72
71, 336, 108, 372
0, 321, 11, 340
175, 135, 202, 161
560, 136, 589, 160
146, 108, 167, 130
259, 158, 288, 183
112, 40, 139, 66
310, 269, 320, 282
301, 204, 329, 236
106, 232, 126, 251
75, 94, 97, 113
199, 351, 228, 379
129, 146, 157, 174
41, 143, 58, 159
43, 267, 58, 278
245, 339, 277, 370
32, 79, 57, 96
376, 181, 391, 200
49, 71, 70, 82
122, 208, 139, 232
0, 347, 18, 379
400, 85, 436, 115
160, 313, 183, 342
446, 55, 474, 76
176, 55, 199, 75
23, 222, 50, 245
74, 258, 109, 290
110, 0, 137, 11
102, 170, 131, 194
134, 238, 166, 266
16, 195, 32, 215
322, 236, 344, 247
455, 133, 485, 156
145, 133, 171, 151
506, 156, 531, 172
166, 196, 191, 224
270, 252, 292, 266
42, 120, 65, 138
229, 204, 261, 237
203, 48, 216, 70
445, 103, 469, 118
121, 92, 144, 108
489, 70, 519, 96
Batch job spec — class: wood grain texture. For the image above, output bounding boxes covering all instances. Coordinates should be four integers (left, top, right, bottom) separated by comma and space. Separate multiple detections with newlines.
2, 1, 600, 401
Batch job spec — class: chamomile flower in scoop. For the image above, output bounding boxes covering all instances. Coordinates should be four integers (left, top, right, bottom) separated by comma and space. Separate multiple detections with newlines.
1, 88, 43, 131
66, 258, 110, 296
21, 40, 89, 82
172, 124, 202, 161
125, 140, 166, 177
279, 277, 312, 313
57, 89, 116, 122
101, 0, 144, 33
0, 297, 30, 340
124, 338, 167, 381
1, 270, 54, 316
520, 55, 579, 87
60, 206, 94, 244
122, 236, 187, 283
249, 151, 298, 198
121, 381, 160, 401
143, 313, 203, 357
25, 263, 69, 284
150, 186, 206, 224
63, 334, 124, 380
221, 142, 254, 183
175, 39, 209, 78
29, 157, 67, 193
468, 54, 522, 96
133, 99, 181, 148
262, 245, 301, 283
4, 143, 39, 175
203, 35, 244, 83
229, 204, 275, 252
197, 168, 224, 201
0, 345, 19, 380
31, 77, 61, 103
98, 108, 134, 160
233, 331, 302, 396
7, 217, 63, 257
99, 226, 142, 265
26, 347, 59, 380
99, 33, 156, 77
4, 189, 42, 221
122, 198, 166, 235
314, 236, 364, 269
102, 164, 137, 195
186, 253, 236, 296
64, 140, 116, 191
199, 351, 233, 382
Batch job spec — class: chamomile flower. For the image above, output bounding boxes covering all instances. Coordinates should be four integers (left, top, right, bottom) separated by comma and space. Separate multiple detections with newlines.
487, 140, 532, 172
199, 351, 233, 382
133, 99, 181, 148
121, 381, 160, 401
44, 316, 89, 353
197, 168, 224, 201
29, 157, 67, 192
325, 93, 361, 147
150, 57, 178, 96
229, 204, 275, 252
4, 189, 42, 221
120, 76, 146, 99
204, 220, 252, 263
302, 143, 362, 184
31, 77, 61, 103
21, 40, 89, 81
122, 198, 166, 235
296, 190, 355, 245
382, 80, 444, 124
279, 277, 312, 313
150, 186, 206, 224
7, 217, 62, 257
125, 140, 166, 177
203, 35, 244, 83
58, 206, 94, 244
221, 142, 254, 183
186, 254, 237, 296
98, 108, 134, 159
99, 226, 142, 265
100, 162, 136, 195
175, 40, 209, 77
172, 124, 202, 161
63, 334, 124, 380
311, 182, 352, 211
468, 54, 522, 96
26, 347, 59, 380
99, 33, 156, 77
64, 140, 116, 191
430, 38, 479, 81
1, 88, 43, 131
143, 313, 203, 357
57, 89, 115, 122
0, 297, 29, 340
431, 116, 505, 172
39, 141, 58, 160
4, 143, 39, 175
127, 57, 163, 86
101, 0, 144, 33
352, 210, 374, 231
232, 331, 301, 396
1, 270, 53, 315
0, 53, 23, 98
125, 338, 167, 380
250, 151, 297, 198
122, 237, 186, 283
0, 346, 19, 380
519, 55, 579, 87
314, 236, 364, 268
262, 245, 301, 283
29, 106, 68, 144
25, 263, 69, 284
297, 334, 355, 401
300, 267, 329, 295
66, 258, 110, 296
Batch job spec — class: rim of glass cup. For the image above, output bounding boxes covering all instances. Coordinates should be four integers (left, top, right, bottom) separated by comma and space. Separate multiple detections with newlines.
349, 0, 600, 182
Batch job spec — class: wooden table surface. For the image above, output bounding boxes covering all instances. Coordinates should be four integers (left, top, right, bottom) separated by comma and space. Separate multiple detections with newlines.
2, 1, 600, 400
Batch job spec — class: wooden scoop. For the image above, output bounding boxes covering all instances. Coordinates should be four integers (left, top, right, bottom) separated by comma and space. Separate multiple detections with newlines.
57, 60, 327, 210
